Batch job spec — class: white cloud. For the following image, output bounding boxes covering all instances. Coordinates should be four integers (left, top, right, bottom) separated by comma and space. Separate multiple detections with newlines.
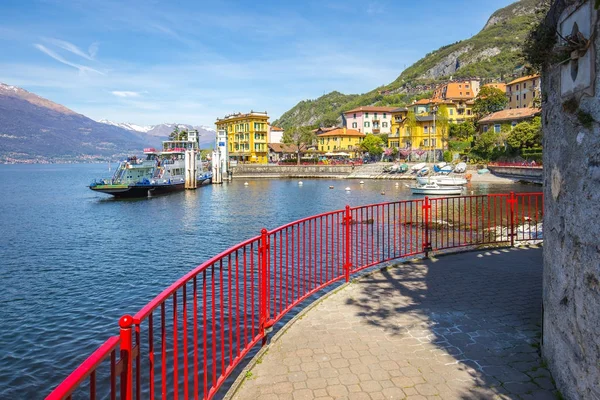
33, 44, 104, 75
43, 38, 97, 61
111, 91, 141, 97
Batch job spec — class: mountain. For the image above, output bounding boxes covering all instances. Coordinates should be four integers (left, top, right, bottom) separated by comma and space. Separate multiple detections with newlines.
273, 0, 545, 129
97, 120, 216, 148
0, 83, 216, 163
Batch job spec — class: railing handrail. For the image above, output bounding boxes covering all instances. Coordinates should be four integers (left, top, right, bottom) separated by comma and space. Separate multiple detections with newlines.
133, 234, 261, 323
47, 192, 544, 400
46, 336, 121, 400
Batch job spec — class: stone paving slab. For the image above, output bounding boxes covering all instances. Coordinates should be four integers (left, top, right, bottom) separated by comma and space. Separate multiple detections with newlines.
231, 246, 557, 400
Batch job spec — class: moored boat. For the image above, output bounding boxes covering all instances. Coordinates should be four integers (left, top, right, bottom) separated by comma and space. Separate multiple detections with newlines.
454, 162, 467, 173
89, 133, 212, 198
410, 182, 464, 195
411, 162, 427, 172
416, 175, 468, 186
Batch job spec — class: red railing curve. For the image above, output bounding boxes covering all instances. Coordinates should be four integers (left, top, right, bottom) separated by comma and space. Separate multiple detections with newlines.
47, 192, 543, 400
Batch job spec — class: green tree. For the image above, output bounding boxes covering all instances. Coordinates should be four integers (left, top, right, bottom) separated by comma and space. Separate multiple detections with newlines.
360, 134, 385, 159
282, 126, 316, 165
471, 131, 502, 160
449, 121, 476, 140
507, 117, 542, 150
406, 111, 417, 135
473, 86, 508, 118
434, 104, 450, 150
169, 125, 188, 141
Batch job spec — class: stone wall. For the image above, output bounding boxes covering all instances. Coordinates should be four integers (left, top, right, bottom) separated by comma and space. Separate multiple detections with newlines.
541, 1, 600, 399
231, 164, 353, 178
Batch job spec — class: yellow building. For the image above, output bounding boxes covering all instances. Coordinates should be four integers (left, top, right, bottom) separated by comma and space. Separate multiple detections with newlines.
389, 99, 475, 150
215, 111, 269, 164
506, 74, 541, 109
317, 127, 365, 158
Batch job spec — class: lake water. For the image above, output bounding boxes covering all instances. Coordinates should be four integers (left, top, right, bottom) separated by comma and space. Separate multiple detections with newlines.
0, 163, 533, 399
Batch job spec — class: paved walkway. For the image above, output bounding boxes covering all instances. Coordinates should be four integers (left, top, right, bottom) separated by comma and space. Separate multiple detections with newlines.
231, 246, 558, 400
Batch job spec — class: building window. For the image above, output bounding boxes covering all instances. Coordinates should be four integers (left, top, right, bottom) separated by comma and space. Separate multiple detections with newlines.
449, 109, 454, 115
466, 91, 470, 96
383, 113, 387, 118
365, 112, 369, 117
459, 84, 462, 88
523, 83, 527, 89
483, 125, 489, 133
353, 113, 356, 118
424, 126, 428, 133
423, 139, 429, 146
465, 84, 469, 89
494, 124, 501, 133
374, 113, 378, 118
512, 121, 517, 128
431, 139, 436, 147
516, 84, 520, 90
467, 110, 472, 115
523, 93, 527, 100
460, 92, 463, 96
352, 122, 357, 128
364, 121, 370, 127
382, 122, 388, 128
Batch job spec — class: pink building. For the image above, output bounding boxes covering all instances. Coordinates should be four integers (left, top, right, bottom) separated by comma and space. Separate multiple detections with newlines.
343, 106, 396, 135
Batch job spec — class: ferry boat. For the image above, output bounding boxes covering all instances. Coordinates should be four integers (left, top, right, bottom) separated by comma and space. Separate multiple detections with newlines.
89, 132, 212, 198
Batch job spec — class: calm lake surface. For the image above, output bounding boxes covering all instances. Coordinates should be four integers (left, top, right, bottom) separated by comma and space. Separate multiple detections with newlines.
0, 163, 534, 399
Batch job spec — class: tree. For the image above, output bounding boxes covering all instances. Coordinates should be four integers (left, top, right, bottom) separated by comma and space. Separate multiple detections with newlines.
449, 121, 476, 140
473, 86, 509, 118
435, 104, 450, 150
360, 134, 384, 159
169, 125, 188, 141
406, 111, 417, 135
471, 131, 502, 160
507, 117, 542, 150
282, 126, 316, 165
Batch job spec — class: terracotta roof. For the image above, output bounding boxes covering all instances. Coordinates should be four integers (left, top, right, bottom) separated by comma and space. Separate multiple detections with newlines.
270, 126, 284, 131
483, 83, 507, 92
318, 128, 365, 137
413, 98, 431, 105
507, 74, 540, 86
478, 107, 541, 124
344, 106, 396, 114
268, 143, 300, 153
313, 126, 338, 133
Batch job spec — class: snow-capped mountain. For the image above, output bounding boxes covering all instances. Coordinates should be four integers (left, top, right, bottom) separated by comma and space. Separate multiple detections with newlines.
98, 120, 216, 147
97, 119, 153, 133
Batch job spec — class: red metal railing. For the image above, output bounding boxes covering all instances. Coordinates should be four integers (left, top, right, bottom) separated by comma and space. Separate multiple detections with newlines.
47, 192, 543, 400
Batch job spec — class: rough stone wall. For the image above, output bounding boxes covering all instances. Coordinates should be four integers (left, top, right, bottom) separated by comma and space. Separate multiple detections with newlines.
542, 1, 600, 399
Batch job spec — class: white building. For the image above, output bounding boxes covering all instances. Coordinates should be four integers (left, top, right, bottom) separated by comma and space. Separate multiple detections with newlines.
268, 125, 284, 143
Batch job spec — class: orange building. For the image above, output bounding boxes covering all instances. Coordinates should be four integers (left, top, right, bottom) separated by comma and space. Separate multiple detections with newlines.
432, 79, 481, 101
483, 82, 507, 93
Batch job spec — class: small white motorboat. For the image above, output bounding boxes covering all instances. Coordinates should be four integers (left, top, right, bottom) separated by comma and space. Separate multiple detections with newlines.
411, 162, 427, 172
410, 182, 464, 195
417, 167, 430, 176
437, 162, 447, 169
416, 175, 468, 186
454, 162, 467, 173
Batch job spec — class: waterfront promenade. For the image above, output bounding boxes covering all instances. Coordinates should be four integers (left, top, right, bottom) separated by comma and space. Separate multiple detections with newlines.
229, 247, 556, 400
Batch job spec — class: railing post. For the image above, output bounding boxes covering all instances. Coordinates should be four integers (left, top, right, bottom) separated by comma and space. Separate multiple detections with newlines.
423, 196, 432, 257
508, 191, 516, 246
259, 228, 269, 344
119, 315, 133, 400
344, 205, 352, 282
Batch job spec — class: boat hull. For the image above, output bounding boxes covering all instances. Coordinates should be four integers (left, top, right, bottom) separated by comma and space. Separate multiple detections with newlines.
416, 176, 468, 186
90, 177, 211, 198
410, 185, 464, 195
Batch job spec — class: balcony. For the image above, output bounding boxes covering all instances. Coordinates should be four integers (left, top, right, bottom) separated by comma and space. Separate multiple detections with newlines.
372, 129, 381, 134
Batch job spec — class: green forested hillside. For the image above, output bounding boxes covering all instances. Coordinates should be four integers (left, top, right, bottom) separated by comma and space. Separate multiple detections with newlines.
273, 0, 545, 129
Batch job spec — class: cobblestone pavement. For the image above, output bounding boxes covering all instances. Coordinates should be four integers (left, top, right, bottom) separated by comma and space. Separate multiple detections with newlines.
231, 246, 557, 400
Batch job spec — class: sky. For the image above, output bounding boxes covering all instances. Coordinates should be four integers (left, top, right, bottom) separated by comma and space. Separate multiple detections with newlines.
0, 0, 516, 126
